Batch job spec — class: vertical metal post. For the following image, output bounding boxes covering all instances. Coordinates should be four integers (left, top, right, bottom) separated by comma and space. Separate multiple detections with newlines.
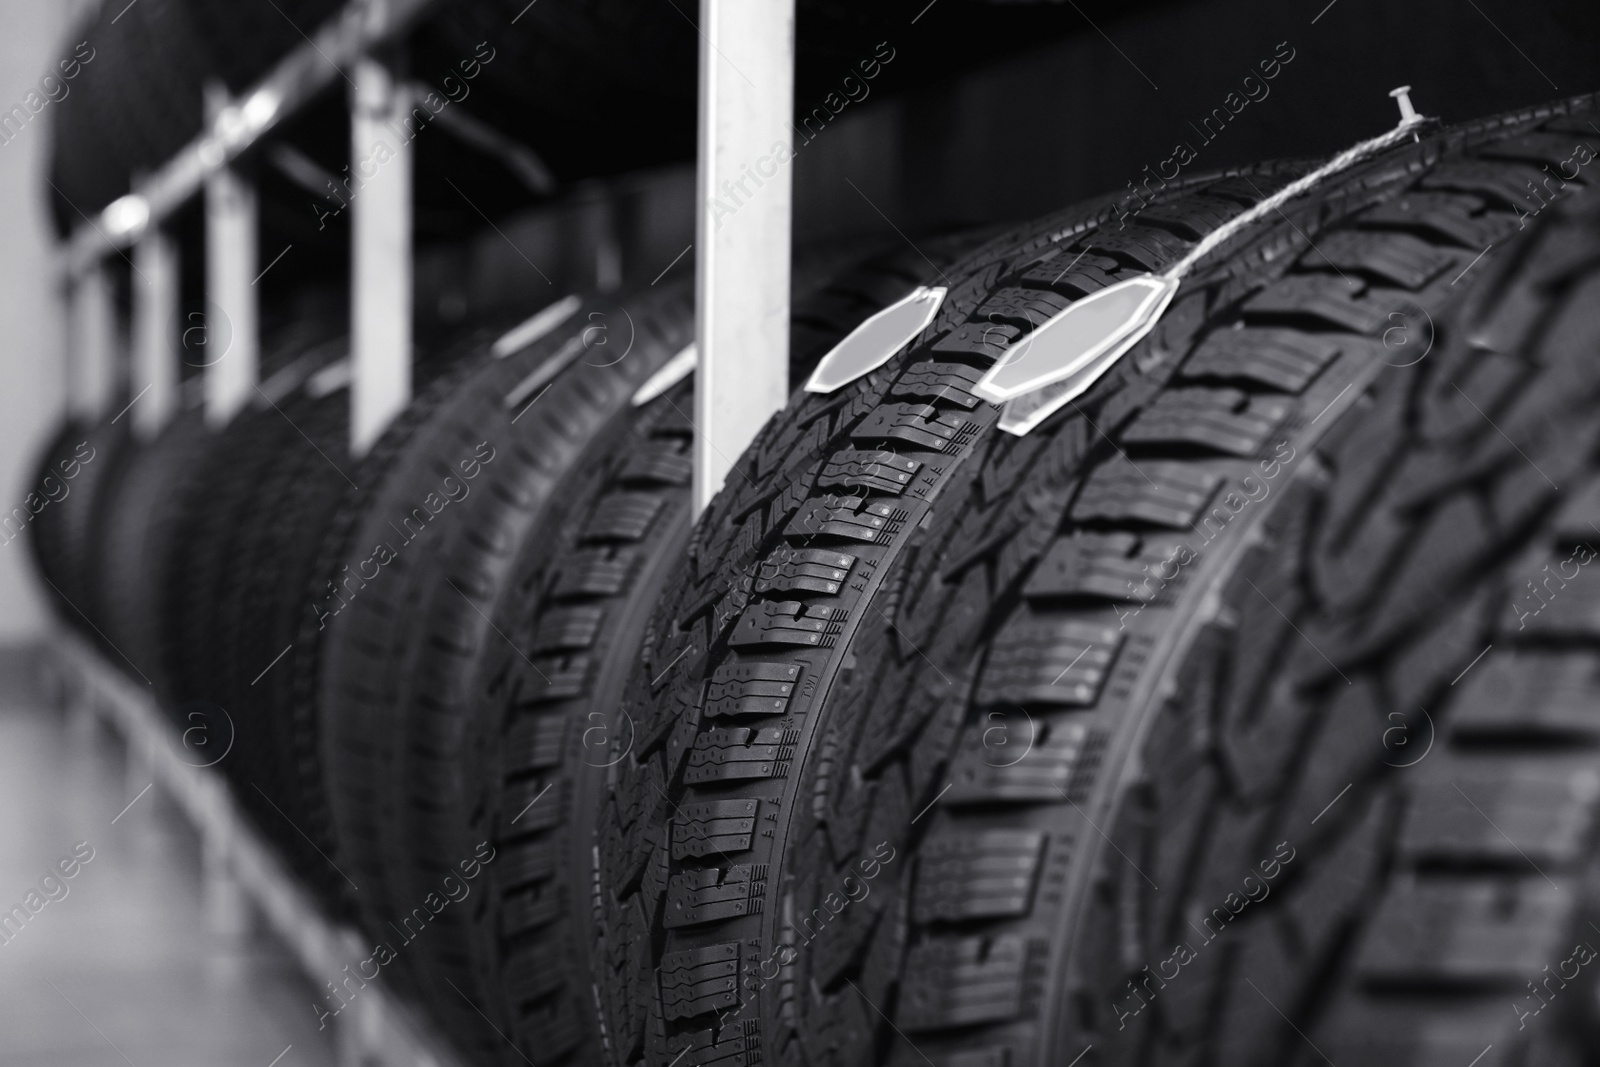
693, 0, 796, 511
132, 228, 180, 441
350, 55, 413, 457
68, 264, 118, 421
582, 191, 623, 293
205, 84, 260, 428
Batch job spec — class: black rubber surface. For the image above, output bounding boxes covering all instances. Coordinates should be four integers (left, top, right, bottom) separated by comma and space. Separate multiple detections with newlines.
89, 406, 214, 698
161, 316, 349, 717
356, 238, 986, 1066
21, 417, 118, 630
1061, 123, 1600, 1067
156, 305, 519, 903
596, 93, 1600, 1067
306, 285, 696, 971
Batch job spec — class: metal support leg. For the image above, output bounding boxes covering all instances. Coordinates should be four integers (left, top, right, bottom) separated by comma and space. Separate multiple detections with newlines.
575, 189, 623, 293
63, 660, 96, 745
201, 798, 251, 942
350, 56, 413, 457
68, 264, 118, 421
692, 0, 797, 511
132, 228, 180, 440
205, 84, 260, 428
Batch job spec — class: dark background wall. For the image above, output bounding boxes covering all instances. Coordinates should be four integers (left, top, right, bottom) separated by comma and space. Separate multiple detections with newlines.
851, 0, 1595, 234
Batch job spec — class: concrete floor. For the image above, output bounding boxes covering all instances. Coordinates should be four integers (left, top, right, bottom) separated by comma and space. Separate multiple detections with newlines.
0, 694, 336, 1067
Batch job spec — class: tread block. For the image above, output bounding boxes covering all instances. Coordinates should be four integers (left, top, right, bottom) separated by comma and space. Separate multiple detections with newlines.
612, 749, 667, 833
1024, 531, 1190, 603
620, 447, 693, 487
1478, 131, 1596, 171
1214, 923, 1299, 1065
514, 997, 583, 1060
598, 807, 657, 901
914, 828, 1047, 922
637, 660, 707, 756
755, 545, 857, 596
1086, 226, 1188, 271
784, 495, 907, 543
888, 1050, 1011, 1067
973, 287, 1074, 331
503, 940, 565, 1000
1551, 477, 1600, 545
1314, 997, 1520, 1067
532, 605, 605, 653
600, 896, 652, 1057
1018, 251, 1121, 298
1071, 459, 1221, 529
501, 881, 563, 935
499, 837, 561, 888
897, 935, 1039, 1031
1400, 762, 1600, 865
659, 942, 744, 1021
946, 718, 1097, 803
522, 654, 590, 703
705, 659, 802, 719
663, 1020, 761, 1067
1513, 567, 1600, 638
1181, 327, 1342, 393
817, 450, 924, 495
642, 844, 671, 928
851, 402, 979, 453
728, 600, 846, 649
665, 864, 768, 928
890, 361, 986, 409
1356, 191, 1500, 248
685, 724, 801, 784
1282, 794, 1387, 959
931, 322, 1022, 361
1354, 878, 1573, 983
1242, 275, 1404, 334
1545, 110, 1600, 134
507, 712, 567, 771
1422, 159, 1546, 210
673, 798, 760, 859
977, 616, 1124, 706
1135, 195, 1241, 240
554, 545, 636, 597
1122, 388, 1293, 456
762, 477, 812, 530
586, 491, 666, 541
1449, 652, 1600, 740
1204, 172, 1296, 204
1306, 230, 1455, 289
503, 777, 567, 832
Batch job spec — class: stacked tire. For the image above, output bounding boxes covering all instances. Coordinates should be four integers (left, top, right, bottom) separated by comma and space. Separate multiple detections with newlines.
32, 83, 1600, 1067
24, 417, 128, 644
307, 240, 981, 1060
27, 237, 978, 1062
593, 93, 1600, 1067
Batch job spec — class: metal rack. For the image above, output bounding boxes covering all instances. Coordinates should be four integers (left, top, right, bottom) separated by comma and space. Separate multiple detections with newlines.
53, 0, 801, 1059
61, 0, 797, 501
46, 629, 466, 1067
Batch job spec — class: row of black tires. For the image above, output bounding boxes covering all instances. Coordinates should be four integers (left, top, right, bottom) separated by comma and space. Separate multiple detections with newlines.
28, 93, 1600, 1067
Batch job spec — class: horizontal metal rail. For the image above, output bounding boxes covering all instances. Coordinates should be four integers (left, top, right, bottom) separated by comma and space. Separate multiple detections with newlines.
63, 0, 443, 278
48, 633, 466, 1067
